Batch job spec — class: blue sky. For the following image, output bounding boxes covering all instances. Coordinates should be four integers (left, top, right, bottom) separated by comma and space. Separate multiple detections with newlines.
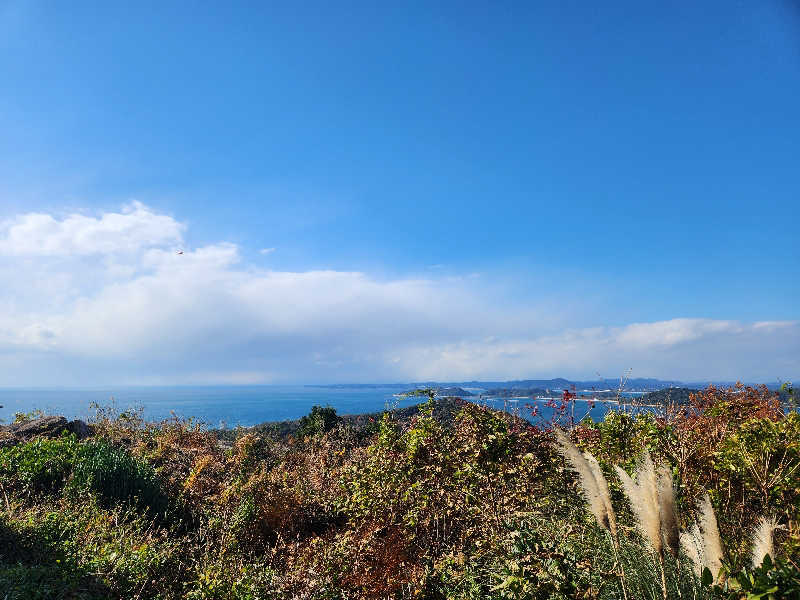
0, 1, 798, 384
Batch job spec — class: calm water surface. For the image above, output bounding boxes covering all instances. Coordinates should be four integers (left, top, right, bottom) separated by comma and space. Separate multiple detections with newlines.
0, 386, 650, 428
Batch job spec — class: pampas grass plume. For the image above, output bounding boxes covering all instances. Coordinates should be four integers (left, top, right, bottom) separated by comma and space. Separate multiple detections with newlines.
750, 517, 779, 568
680, 522, 704, 577
697, 494, 724, 580
585, 451, 618, 538
554, 429, 615, 536
656, 466, 679, 557
615, 451, 662, 555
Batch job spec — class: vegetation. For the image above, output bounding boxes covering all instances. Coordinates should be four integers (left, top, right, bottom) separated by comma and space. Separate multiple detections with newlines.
401, 388, 475, 398
635, 388, 698, 407
0, 384, 798, 599
483, 388, 547, 399
297, 405, 341, 438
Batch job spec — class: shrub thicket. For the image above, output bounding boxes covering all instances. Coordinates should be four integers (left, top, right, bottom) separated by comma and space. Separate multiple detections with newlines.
0, 384, 797, 599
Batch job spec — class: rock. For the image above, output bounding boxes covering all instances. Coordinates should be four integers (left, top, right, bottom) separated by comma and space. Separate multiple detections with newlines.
0, 415, 91, 447
9, 415, 69, 438
0, 435, 19, 449
66, 419, 91, 439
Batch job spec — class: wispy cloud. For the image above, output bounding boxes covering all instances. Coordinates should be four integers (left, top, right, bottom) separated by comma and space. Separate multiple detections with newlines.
259, 247, 276, 255
0, 203, 796, 385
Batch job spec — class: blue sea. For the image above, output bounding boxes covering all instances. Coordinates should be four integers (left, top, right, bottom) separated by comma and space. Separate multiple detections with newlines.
0, 386, 647, 428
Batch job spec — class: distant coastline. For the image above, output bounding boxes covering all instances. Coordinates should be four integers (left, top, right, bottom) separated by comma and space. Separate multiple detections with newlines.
306, 377, 787, 392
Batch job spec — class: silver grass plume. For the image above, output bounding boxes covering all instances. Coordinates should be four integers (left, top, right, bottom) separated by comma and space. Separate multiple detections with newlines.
615, 451, 677, 600
656, 466, 680, 557
680, 522, 704, 577
554, 429, 616, 536
640, 452, 665, 555
750, 517, 779, 568
614, 452, 662, 555
697, 494, 724, 581
585, 451, 618, 538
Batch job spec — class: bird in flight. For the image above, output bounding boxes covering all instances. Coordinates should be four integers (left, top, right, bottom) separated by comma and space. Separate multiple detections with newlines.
176, 250, 184, 255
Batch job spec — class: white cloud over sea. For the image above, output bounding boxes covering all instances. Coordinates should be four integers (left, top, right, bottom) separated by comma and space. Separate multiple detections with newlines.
0, 203, 797, 385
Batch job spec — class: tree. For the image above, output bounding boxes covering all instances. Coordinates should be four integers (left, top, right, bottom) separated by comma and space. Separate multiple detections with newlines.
297, 405, 340, 437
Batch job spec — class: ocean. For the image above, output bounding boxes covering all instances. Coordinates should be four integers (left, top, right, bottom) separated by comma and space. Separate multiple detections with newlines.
0, 385, 647, 428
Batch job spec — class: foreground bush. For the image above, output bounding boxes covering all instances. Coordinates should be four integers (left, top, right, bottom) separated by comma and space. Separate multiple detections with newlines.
69, 438, 168, 514
0, 436, 78, 495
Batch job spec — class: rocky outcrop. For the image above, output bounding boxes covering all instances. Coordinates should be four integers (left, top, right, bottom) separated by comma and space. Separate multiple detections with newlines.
0, 434, 19, 449
0, 415, 92, 448
8, 415, 69, 437
66, 419, 91, 438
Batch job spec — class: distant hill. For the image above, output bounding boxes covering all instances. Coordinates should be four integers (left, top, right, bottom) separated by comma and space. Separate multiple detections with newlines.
306, 378, 789, 393
483, 388, 547, 398
459, 378, 572, 390
399, 387, 474, 398
636, 387, 699, 406
435, 387, 475, 397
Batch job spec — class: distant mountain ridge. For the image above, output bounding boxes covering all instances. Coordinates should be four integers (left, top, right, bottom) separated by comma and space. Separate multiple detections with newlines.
308, 378, 787, 392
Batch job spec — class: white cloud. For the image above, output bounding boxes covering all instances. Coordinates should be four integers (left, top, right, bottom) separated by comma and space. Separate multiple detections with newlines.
383, 320, 800, 382
614, 319, 741, 348
0, 203, 796, 385
259, 247, 275, 255
0, 201, 184, 256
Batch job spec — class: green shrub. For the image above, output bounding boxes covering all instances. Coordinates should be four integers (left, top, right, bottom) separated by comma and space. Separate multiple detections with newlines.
489, 518, 606, 599
0, 562, 110, 600
297, 405, 340, 438
577, 410, 662, 469
67, 439, 167, 513
715, 412, 800, 514
0, 508, 111, 599
0, 437, 167, 514
728, 554, 800, 600
0, 436, 78, 495
12, 408, 46, 424
0, 502, 190, 600
187, 559, 281, 600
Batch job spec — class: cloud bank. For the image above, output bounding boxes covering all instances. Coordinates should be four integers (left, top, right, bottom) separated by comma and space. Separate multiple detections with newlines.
0, 203, 797, 385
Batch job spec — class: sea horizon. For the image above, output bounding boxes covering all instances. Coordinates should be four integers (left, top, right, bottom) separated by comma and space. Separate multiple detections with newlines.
0, 383, 659, 429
